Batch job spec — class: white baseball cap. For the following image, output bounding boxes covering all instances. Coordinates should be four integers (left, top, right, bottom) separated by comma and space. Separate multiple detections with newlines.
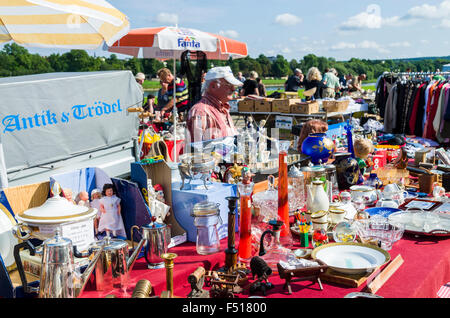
135, 73, 145, 80
205, 66, 243, 86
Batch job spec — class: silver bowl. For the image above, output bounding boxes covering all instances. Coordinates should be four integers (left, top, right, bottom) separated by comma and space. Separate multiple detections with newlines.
178, 153, 216, 190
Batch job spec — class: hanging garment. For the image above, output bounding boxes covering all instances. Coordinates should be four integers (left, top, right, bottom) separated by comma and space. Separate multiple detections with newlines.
433, 84, 450, 137
409, 83, 426, 135
415, 84, 428, 137
384, 84, 398, 133
423, 81, 439, 135
425, 82, 445, 139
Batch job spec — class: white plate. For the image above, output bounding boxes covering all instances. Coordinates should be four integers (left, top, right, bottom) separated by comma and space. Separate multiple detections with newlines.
312, 243, 390, 274
0, 204, 18, 270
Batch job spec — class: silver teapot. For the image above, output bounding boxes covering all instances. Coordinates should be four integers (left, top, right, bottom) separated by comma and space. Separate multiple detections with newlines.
13, 229, 103, 298
178, 153, 216, 190
88, 234, 146, 292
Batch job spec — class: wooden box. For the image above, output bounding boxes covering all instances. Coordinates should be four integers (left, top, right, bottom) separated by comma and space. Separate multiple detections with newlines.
254, 98, 273, 112
290, 101, 319, 114
238, 99, 255, 112
272, 98, 302, 113
322, 100, 350, 113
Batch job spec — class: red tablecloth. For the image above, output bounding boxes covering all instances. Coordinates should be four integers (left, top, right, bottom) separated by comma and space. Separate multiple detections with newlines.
80, 231, 450, 299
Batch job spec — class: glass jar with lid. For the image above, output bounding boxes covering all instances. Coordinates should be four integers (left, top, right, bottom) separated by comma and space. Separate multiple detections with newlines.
191, 201, 223, 255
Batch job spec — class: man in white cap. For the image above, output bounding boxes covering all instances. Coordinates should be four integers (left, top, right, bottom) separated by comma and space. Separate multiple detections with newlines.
187, 66, 243, 142
135, 72, 145, 93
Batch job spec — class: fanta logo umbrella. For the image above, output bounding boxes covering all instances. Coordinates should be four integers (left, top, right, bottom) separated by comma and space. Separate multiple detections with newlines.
108, 26, 248, 60
0, 0, 130, 49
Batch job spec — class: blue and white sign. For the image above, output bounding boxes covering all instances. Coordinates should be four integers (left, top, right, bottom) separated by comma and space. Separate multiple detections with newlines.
0, 71, 141, 173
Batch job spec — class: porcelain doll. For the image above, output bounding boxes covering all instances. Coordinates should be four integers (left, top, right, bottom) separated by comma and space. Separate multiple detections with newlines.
76, 191, 90, 207
98, 184, 126, 238
63, 188, 76, 204
90, 189, 102, 234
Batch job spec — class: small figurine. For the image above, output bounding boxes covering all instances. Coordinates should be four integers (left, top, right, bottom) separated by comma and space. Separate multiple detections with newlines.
62, 188, 76, 204
76, 191, 90, 207
153, 184, 165, 203
98, 183, 126, 238
354, 138, 375, 176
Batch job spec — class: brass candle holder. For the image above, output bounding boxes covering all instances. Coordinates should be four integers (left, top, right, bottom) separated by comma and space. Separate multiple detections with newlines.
160, 253, 177, 298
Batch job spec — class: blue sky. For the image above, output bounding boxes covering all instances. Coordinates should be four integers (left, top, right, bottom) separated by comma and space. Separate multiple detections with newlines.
9, 0, 450, 61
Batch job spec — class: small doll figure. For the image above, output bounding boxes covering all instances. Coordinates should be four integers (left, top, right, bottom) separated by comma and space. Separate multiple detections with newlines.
90, 189, 102, 235
354, 138, 375, 176
98, 184, 126, 238
76, 191, 90, 207
153, 184, 165, 203
63, 188, 76, 204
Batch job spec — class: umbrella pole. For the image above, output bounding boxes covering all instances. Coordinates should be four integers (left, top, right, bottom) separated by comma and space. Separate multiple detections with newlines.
172, 58, 177, 163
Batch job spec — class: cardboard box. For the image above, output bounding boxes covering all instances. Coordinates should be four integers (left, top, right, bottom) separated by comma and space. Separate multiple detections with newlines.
290, 101, 319, 114
272, 98, 303, 113
238, 99, 255, 112
254, 98, 273, 112
131, 161, 187, 247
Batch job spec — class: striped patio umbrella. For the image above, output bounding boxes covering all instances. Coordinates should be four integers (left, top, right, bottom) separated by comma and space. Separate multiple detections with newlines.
108, 26, 248, 60
0, 0, 130, 49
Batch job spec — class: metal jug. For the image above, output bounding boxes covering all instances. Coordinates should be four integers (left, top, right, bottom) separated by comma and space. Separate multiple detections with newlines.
89, 234, 146, 292
13, 229, 103, 298
131, 222, 171, 269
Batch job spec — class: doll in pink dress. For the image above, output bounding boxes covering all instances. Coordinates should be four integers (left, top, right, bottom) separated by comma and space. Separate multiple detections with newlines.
98, 184, 126, 238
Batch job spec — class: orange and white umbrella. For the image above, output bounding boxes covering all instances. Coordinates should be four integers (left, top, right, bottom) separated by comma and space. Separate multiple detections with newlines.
0, 0, 130, 49
108, 26, 248, 60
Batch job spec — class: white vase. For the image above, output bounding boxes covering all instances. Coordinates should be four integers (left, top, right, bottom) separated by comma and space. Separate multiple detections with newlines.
309, 181, 329, 213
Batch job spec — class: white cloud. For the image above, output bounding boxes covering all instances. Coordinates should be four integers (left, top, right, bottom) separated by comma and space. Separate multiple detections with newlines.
274, 13, 302, 26
441, 19, 450, 28
330, 40, 390, 54
155, 12, 179, 25
339, 10, 383, 30
387, 41, 411, 48
404, 1, 450, 20
219, 30, 239, 38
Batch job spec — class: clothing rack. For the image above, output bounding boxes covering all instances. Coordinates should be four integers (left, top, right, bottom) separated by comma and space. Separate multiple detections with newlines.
383, 71, 450, 77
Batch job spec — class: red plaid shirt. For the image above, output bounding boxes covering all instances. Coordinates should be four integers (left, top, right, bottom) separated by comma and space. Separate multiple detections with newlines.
186, 94, 238, 142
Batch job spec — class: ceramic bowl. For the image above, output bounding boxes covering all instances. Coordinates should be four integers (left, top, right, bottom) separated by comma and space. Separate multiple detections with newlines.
311, 211, 328, 223
329, 208, 346, 224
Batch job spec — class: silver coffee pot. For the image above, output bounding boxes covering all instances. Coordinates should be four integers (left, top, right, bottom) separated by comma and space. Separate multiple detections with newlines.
131, 222, 171, 269
88, 234, 146, 292
13, 229, 103, 298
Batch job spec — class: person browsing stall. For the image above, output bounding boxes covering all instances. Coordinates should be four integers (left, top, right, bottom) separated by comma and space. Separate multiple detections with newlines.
322, 68, 341, 98
240, 71, 259, 96
157, 68, 189, 117
285, 68, 304, 92
187, 66, 242, 142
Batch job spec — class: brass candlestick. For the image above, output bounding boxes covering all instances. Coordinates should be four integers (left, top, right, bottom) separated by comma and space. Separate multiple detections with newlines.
161, 253, 177, 298
224, 196, 239, 270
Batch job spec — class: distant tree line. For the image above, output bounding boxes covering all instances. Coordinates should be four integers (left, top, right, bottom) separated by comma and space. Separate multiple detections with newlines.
1, 43, 450, 81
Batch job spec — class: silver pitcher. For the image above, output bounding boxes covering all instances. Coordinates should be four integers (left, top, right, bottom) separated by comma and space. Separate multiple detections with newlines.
13, 229, 103, 298
89, 234, 146, 292
131, 223, 171, 269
